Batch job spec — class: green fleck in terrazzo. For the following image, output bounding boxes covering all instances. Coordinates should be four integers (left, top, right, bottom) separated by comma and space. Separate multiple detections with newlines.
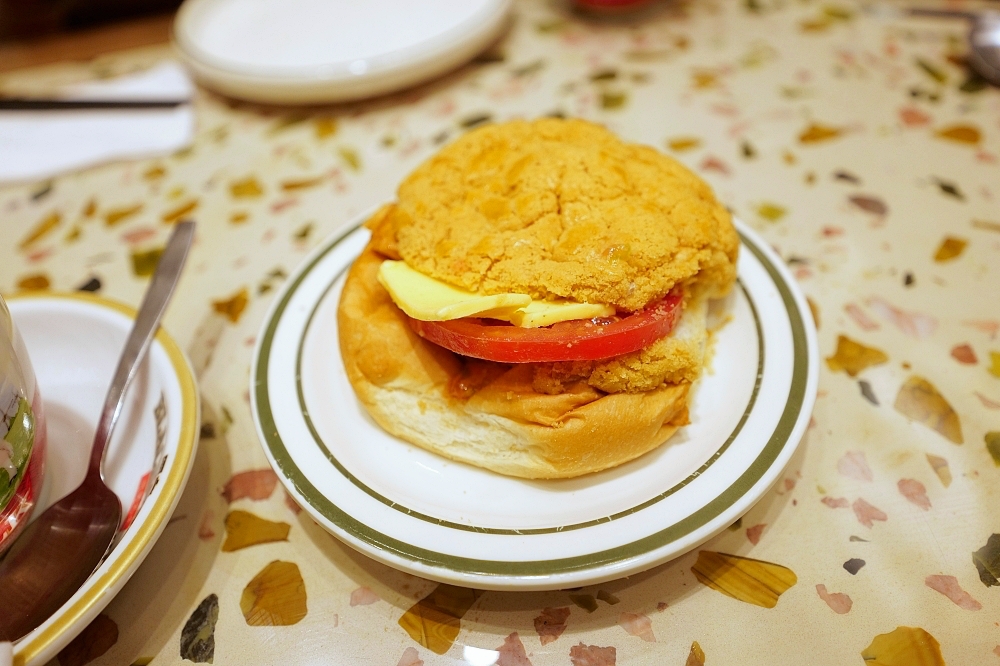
973, 534, 1000, 586
180, 594, 219, 663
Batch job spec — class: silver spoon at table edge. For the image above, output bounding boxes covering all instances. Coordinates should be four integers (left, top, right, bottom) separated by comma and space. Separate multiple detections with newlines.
0, 220, 195, 642
906, 7, 1000, 86
861, 4, 1000, 86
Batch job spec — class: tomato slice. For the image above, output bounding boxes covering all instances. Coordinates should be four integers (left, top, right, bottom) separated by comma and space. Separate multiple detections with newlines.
407, 289, 683, 363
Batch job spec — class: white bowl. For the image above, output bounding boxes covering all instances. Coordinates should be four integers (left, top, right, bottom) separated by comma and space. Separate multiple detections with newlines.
7, 293, 199, 666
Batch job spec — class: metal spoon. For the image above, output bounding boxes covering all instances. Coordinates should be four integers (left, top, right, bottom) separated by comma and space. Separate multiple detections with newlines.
0, 221, 194, 642
907, 7, 1000, 86
967, 11, 1000, 86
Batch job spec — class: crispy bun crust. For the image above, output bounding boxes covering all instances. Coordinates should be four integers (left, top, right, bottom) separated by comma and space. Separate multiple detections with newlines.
390, 118, 739, 312
338, 242, 691, 479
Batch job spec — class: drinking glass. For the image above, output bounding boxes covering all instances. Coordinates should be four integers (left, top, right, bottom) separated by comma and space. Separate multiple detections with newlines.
0, 294, 46, 554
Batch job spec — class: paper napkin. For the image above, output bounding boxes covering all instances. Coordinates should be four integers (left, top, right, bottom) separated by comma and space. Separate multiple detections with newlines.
0, 61, 195, 184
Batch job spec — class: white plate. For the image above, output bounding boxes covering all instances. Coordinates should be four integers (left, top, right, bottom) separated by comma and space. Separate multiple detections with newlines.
8, 294, 199, 666
173, 0, 511, 104
251, 216, 818, 591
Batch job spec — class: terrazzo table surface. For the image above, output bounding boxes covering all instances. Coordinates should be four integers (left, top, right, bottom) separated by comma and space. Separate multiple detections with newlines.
1, 0, 999, 663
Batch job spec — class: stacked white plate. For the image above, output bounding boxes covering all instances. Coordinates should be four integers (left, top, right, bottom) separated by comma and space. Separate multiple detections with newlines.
173, 0, 511, 104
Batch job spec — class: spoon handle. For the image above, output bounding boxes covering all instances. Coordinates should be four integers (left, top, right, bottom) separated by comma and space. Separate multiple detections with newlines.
88, 221, 195, 475
861, 4, 976, 21
905, 7, 976, 20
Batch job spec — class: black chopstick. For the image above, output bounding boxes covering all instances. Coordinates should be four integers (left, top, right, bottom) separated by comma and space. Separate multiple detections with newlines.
0, 98, 189, 110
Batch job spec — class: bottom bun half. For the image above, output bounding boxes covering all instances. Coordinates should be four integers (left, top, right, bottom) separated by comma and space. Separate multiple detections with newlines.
337, 242, 697, 479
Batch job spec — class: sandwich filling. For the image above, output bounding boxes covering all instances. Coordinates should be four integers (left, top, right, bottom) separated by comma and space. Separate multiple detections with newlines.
377, 257, 684, 364
366, 205, 709, 394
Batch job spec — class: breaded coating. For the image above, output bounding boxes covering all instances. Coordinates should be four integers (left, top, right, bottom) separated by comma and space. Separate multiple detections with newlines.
390, 118, 739, 312
588, 332, 703, 392
532, 297, 707, 394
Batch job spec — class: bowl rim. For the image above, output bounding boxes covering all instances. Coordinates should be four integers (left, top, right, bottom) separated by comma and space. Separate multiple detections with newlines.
5, 291, 199, 666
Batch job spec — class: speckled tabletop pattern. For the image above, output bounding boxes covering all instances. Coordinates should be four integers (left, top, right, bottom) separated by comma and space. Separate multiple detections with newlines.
2, 0, 999, 663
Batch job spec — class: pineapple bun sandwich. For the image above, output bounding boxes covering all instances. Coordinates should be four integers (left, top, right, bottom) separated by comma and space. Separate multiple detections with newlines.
338, 118, 739, 479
